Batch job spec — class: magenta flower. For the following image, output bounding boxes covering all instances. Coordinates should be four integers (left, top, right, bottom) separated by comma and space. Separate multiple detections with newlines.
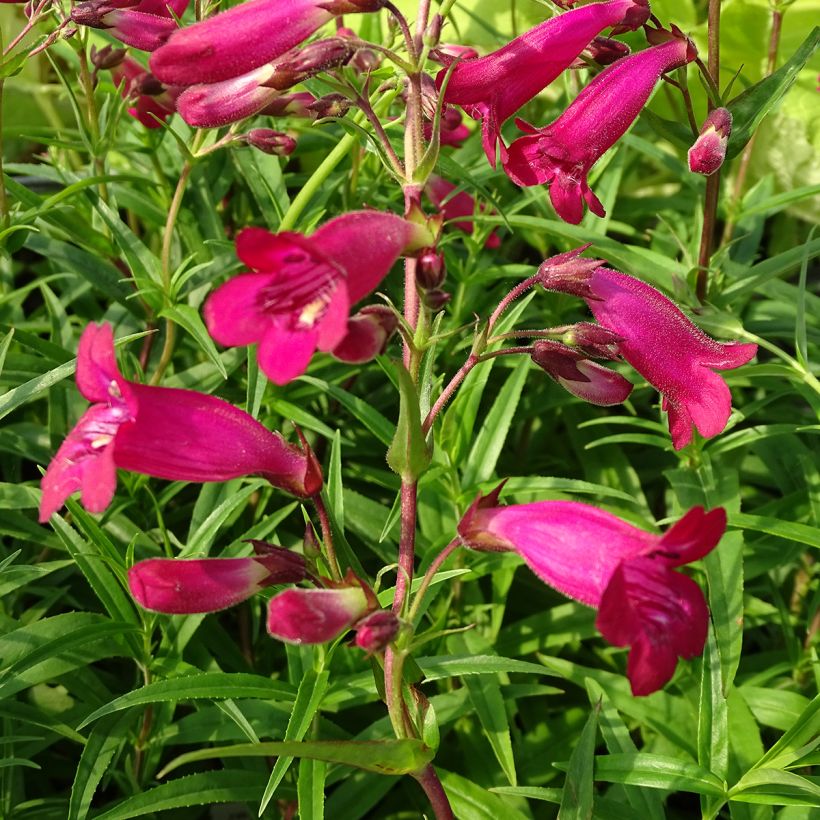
437, 0, 650, 166
539, 259, 758, 448
354, 610, 400, 655
149, 0, 379, 87
531, 340, 633, 406
458, 488, 726, 695
688, 107, 732, 176
504, 36, 697, 224
71, 0, 189, 52
39, 323, 322, 522
267, 586, 372, 644
427, 176, 500, 249
204, 211, 426, 385
128, 545, 307, 614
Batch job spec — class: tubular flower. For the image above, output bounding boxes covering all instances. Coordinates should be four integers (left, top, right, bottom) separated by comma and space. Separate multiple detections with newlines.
38, 323, 322, 522
150, 0, 379, 87
267, 585, 373, 644
71, 0, 189, 52
458, 487, 726, 695
504, 35, 697, 224
427, 176, 500, 249
436, 0, 650, 166
531, 340, 633, 406
176, 38, 352, 127
688, 107, 732, 176
128, 545, 307, 614
538, 256, 758, 448
204, 211, 428, 385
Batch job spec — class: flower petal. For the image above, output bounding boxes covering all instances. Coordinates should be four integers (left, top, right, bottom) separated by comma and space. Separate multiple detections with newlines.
204, 271, 276, 347
257, 323, 319, 385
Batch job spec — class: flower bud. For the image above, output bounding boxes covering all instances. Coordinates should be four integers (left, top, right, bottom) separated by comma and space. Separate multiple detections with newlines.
562, 322, 623, 360
537, 245, 603, 299
331, 305, 398, 364
424, 14, 443, 48
244, 128, 297, 156
532, 340, 633, 406
266, 37, 354, 90
429, 43, 479, 65
354, 610, 400, 654
319, 0, 383, 10
307, 92, 352, 119
91, 44, 127, 71
267, 586, 371, 644
424, 288, 451, 311
259, 91, 316, 118
417, 248, 446, 289
570, 36, 630, 68
688, 108, 732, 176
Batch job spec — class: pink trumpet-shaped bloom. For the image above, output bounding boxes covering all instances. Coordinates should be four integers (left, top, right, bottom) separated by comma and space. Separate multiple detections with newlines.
128, 546, 307, 614
204, 211, 424, 385
39, 323, 322, 522
458, 488, 726, 695
504, 36, 697, 224
437, 0, 650, 167
531, 340, 632, 406
427, 176, 500, 249
267, 586, 371, 644
539, 257, 758, 448
688, 107, 732, 176
72, 0, 188, 51
150, 0, 366, 86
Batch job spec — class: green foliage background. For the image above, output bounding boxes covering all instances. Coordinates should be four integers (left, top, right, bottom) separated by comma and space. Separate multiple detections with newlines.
1, 0, 819, 818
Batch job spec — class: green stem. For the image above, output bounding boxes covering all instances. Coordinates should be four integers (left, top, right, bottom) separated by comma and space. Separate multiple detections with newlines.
314, 494, 342, 582
0, 80, 8, 230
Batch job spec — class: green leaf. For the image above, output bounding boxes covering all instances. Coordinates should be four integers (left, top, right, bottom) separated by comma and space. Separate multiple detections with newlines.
259, 668, 330, 814
158, 303, 228, 378
417, 654, 550, 680
558, 701, 598, 820
729, 513, 820, 549
752, 692, 820, 771
69, 711, 136, 820
93, 770, 268, 820
726, 27, 820, 159
729, 769, 820, 807
158, 738, 434, 779
387, 363, 431, 482
77, 673, 296, 729
462, 356, 530, 487
593, 753, 726, 797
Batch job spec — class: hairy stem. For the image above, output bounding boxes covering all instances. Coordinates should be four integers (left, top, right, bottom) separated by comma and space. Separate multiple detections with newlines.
413, 765, 455, 820
0, 81, 7, 230
313, 494, 342, 581
408, 538, 460, 621
695, 0, 721, 303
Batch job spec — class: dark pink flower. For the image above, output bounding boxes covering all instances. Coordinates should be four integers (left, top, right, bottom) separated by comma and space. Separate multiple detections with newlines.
539, 259, 758, 448
150, 0, 376, 87
331, 305, 398, 364
128, 545, 307, 614
71, 0, 189, 52
437, 0, 650, 166
176, 38, 352, 127
458, 488, 726, 695
427, 176, 500, 249
688, 107, 732, 176
267, 586, 371, 644
504, 36, 697, 223
531, 340, 632, 405
39, 323, 322, 521
354, 610, 400, 654
204, 211, 425, 385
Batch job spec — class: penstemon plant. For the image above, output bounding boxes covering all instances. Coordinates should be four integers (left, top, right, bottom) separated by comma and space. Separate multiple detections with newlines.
2, 0, 820, 817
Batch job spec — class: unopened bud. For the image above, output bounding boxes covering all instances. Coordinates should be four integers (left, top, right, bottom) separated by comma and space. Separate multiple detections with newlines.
537, 245, 603, 299
308, 92, 352, 119
267, 38, 353, 91
318, 0, 385, 13
337, 26, 380, 72
417, 248, 446, 289
259, 92, 315, 118
532, 341, 632, 406
424, 288, 451, 311
71, 1, 108, 29
429, 43, 479, 65
424, 14, 443, 48
302, 524, 322, 559
563, 322, 623, 360
91, 44, 126, 71
688, 108, 732, 176
571, 36, 630, 68
136, 73, 165, 96
244, 128, 297, 156
354, 610, 400, 654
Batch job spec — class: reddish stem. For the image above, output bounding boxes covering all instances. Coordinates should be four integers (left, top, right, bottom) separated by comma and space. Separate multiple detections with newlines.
413, 765, 455, 820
